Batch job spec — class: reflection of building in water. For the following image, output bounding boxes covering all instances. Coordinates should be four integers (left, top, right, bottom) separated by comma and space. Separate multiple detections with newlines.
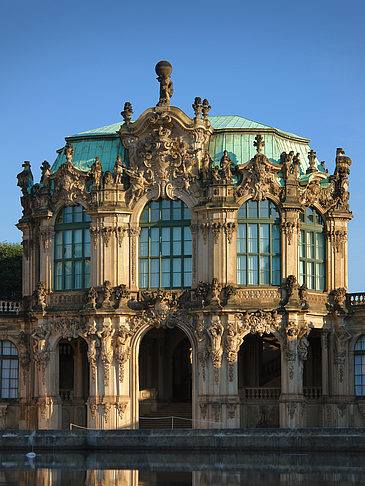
1, 60, 365, 430
1, 468, 364, 485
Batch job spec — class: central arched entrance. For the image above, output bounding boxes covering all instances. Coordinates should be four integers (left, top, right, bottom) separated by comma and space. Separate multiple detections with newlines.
139, 326, 192, 428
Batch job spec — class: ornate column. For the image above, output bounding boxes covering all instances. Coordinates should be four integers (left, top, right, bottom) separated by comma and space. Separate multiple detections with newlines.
321, 329, 330, 397
38, 221, 54, 290
32, 318, 61, 429
196, 313, 239, 429
280, 318, 310, 428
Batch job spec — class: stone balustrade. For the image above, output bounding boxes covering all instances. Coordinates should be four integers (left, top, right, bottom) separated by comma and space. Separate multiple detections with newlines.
240, 387, 281, 400
0, 301, 20, 313
240, 387, 322, 400
303, 387, 322, 399
347, 292, 365, 307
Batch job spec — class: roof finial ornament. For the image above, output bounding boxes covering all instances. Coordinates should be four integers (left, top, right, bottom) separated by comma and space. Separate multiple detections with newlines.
121, 102, 133, 124
254, 134, 264, 154
155, 60, 173, 107
64, 141, 74, 164
192, 97, 203, 118
307, 149, 317, 174
202, 99, 211, 119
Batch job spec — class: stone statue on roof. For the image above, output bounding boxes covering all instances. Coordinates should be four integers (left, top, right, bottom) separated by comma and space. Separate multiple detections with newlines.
155, 60, 173, 107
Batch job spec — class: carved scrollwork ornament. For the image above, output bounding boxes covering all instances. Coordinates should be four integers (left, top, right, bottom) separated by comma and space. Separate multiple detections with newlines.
97, 319, 115, 387
238, 309, 280, 336
281, 221, 296, 245
32, 321, 51, 385
115, 225, 128, 247
333, 324, 352, 383
115, 323, 133, 383
235, 135, 282, 202
116, 401, 128, 419
224, 222, 236, 243
207, 317, 224, 373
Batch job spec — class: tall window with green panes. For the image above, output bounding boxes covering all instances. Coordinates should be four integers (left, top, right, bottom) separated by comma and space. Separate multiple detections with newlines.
54, 205, 91, 290
299, 207, 325, 291
237, 199, 281, 286
139, 200, 192, 289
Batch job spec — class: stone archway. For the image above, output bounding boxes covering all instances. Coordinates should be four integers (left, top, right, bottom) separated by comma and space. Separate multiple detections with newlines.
138, 326, 192, 428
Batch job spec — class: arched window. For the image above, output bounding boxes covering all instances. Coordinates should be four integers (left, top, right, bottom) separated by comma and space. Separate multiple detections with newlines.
237, 200, 281, 286
139, 200, 192, 289
355, 336, 365, 396
54, 205, 91, 291
299, 207, 325, 291
0, 341, 18, 399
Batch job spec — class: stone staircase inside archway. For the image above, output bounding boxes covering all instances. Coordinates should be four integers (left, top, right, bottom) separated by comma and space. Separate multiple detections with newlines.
139, 402, 192, 429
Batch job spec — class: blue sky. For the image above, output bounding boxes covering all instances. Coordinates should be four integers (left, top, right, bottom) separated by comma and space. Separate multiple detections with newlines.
1, 0, 364, 291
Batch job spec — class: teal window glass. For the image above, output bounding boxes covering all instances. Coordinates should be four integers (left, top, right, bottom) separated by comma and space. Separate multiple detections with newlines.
54, 205, 91, 291
299, 208, 326, 291
0, 341, 18, 399
139, 199, 192, 289
237, 200, 281, 286
355, 336, 365, 396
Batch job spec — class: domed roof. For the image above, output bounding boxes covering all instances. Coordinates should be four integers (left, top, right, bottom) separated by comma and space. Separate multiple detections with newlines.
51, 114, 324, 177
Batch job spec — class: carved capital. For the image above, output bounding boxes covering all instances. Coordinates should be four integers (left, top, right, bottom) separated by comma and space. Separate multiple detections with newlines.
224, 222, 237, 244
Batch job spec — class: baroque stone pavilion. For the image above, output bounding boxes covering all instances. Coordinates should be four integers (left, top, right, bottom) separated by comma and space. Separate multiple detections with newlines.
1, 60, 364, 430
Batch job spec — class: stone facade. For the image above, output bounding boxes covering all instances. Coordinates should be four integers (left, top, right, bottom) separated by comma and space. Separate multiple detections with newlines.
1, 61, 364, 430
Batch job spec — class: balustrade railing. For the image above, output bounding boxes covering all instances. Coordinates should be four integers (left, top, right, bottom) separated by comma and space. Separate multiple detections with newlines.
303, 387, 322, 399
240, 387, 281, 400
347, 293, 365, 307
59, 389, 73, 401
240, 387, 322, 400
0, 301, 20, 313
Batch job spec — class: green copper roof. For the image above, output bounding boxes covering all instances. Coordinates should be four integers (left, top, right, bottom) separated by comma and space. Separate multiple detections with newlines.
71, 115, 308, 141
51, 138, 125, 174
51, 114, 320, 175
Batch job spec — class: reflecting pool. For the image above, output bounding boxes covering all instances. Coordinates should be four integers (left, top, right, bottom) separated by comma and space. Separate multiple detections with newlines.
0, 452, 364, 485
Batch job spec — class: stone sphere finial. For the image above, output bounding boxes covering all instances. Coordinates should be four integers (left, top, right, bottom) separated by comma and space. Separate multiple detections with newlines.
155, 61, 173, 107
155, 60, 172, 77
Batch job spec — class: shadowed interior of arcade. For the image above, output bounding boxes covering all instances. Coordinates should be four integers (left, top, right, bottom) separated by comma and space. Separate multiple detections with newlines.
138, 327, 192, 428
238, 334, 281, 427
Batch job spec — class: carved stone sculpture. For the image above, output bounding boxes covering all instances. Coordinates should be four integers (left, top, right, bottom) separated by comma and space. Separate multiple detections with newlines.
32, 322, 51, 385
40, 160, 51, 190
115, 324, 133, 382
121, 102, 133, 124
238, 309, 280, 336
220, 150, 235, 182
235, 135, 282, 202
90, 157, 103, 188
192, 97, 203, 118
155, 60, 173, 107
34, 281, 47, 312
101, 281, 113, 308
113, 155, 125, 184
202, 99, 211, 119
207, 317, 224, 369
97, 320, 115, 387
17, 161, 33, 196
85, 287, 98, 310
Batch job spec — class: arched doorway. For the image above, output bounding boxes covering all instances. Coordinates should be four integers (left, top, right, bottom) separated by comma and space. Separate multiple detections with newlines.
238, 333, 281, 427
139, 326, 192, 428
58, 338, 89, 429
